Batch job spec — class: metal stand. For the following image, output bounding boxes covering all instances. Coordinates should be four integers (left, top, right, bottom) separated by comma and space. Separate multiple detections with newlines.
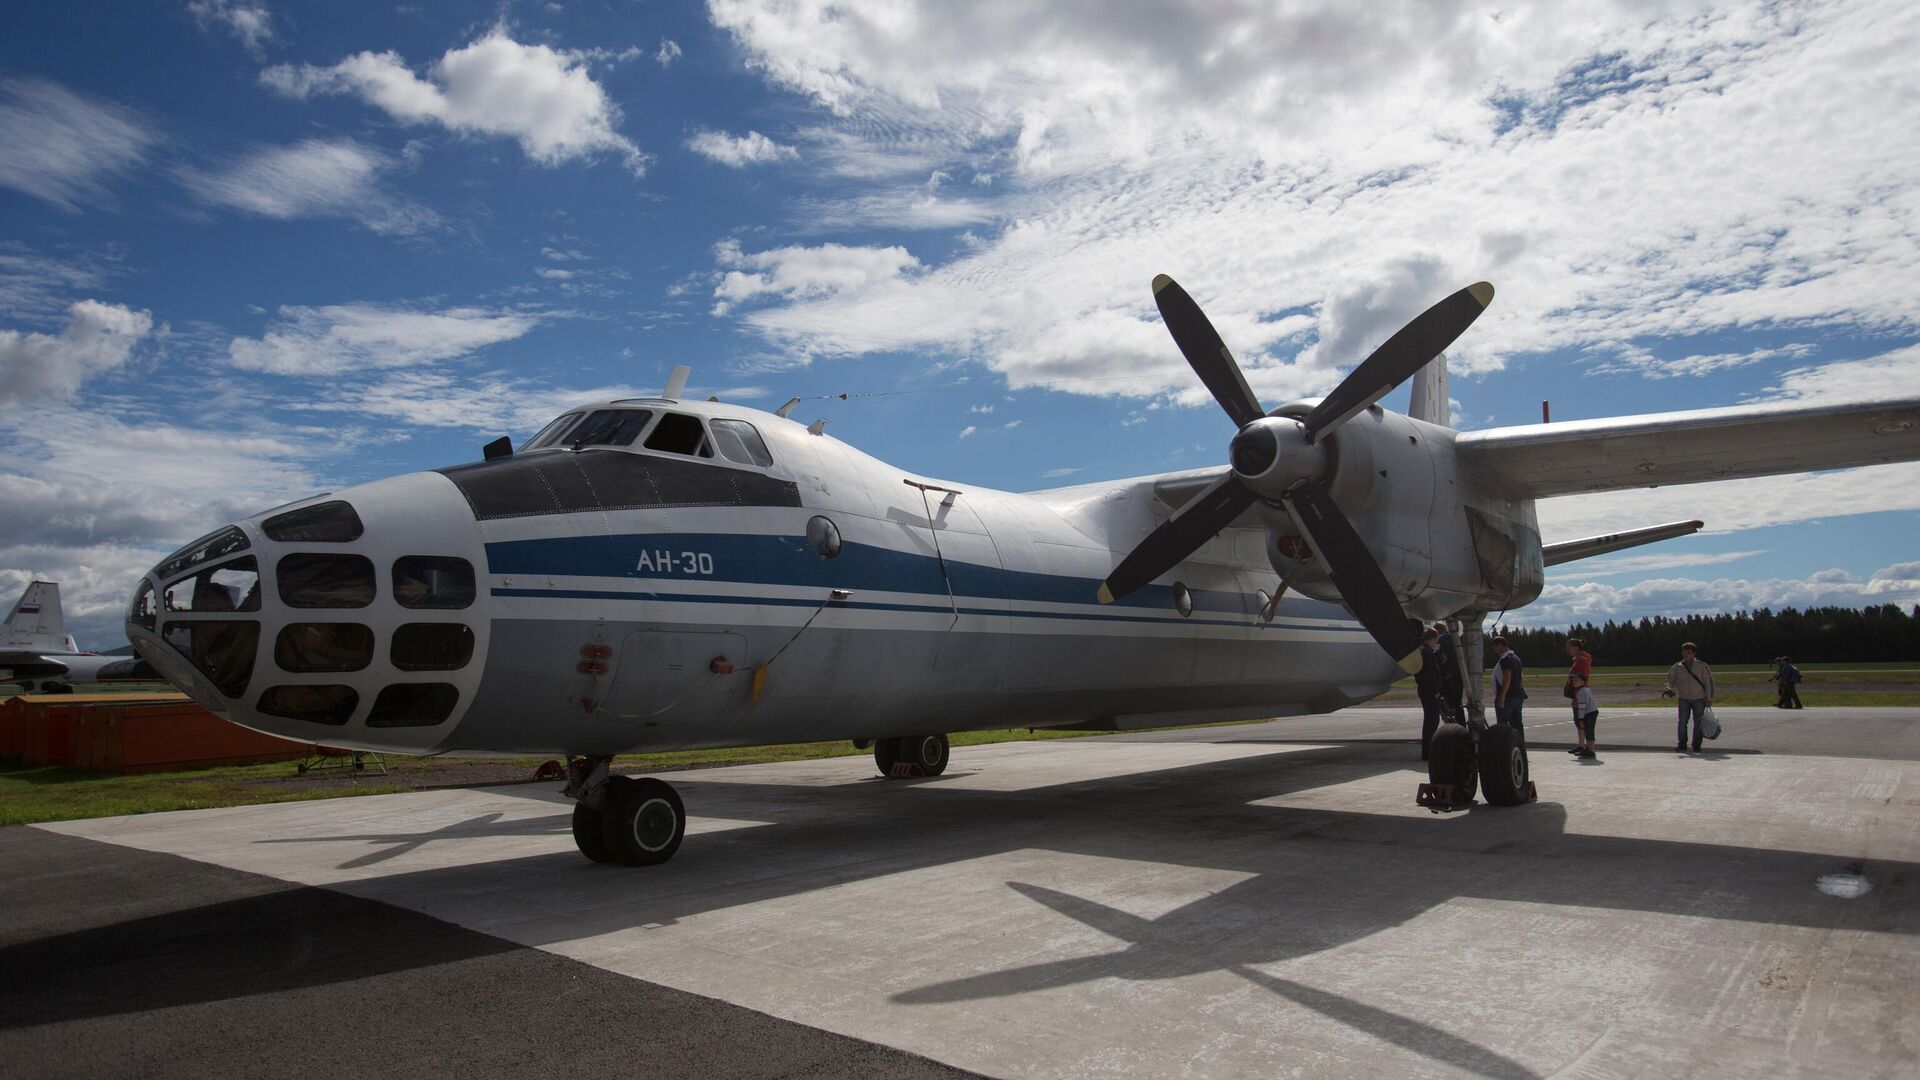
295, 750, 388, 777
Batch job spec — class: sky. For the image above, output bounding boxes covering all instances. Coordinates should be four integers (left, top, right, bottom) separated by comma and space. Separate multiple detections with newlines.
3, 0, 1919, 650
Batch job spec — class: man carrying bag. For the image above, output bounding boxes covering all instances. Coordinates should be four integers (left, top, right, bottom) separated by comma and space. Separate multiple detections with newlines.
1662, 642, 1716, 753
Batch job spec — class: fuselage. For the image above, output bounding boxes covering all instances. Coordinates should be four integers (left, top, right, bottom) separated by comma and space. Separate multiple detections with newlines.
129, 398, 1412, 756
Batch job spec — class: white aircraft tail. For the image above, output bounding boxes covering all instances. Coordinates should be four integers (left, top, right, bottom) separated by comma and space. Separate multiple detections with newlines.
3, 580, 76, 651
1407, 352, 1450, 428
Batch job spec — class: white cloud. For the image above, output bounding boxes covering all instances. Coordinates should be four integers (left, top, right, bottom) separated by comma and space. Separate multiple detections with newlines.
262, 29, 647, 174
711, 238, 923, 321
1536, 462, 1920, 541
0, 301, 154, 407
1557, 549, 1768, 579
687, 129, 798, 167
176, 139, 437, 234
187, 0, 273, 57
1003, 419, 1021, 429
226, 303, 538, 375
0, 78, 155, 210
1039, 466, 1080, 479
700, 2, 1920, 403
968, 403, 994, 413
535, 267, 574, 280
656, 38, 683, 66
958, 424, 977, 438
1757, 342, 1920, 406
1589, 342, 1817, 380
1516, 561, 1920, 627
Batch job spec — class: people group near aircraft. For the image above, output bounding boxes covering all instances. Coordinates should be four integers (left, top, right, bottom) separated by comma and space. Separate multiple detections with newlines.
1564, 637, 1597, 760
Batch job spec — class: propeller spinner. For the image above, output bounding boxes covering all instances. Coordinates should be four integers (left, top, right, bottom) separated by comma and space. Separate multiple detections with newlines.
1098, 274, 1495, 672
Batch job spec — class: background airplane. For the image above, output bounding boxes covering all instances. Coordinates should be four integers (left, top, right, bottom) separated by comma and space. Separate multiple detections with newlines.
2, 581, 158, 693
123, 277, 1920, 866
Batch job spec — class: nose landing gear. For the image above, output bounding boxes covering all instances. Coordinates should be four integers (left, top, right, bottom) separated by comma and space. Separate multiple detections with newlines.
564, 756, 687, 866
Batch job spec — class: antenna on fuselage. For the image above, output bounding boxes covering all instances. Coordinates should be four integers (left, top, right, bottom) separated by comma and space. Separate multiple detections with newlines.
663, 365, 691, 400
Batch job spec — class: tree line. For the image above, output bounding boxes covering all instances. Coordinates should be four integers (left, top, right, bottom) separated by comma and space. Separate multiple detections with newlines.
1490, 604, 1920, 667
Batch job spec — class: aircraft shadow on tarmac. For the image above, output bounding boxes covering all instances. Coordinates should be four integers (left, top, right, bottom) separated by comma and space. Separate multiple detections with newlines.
253, 810, 569, 869
10, 740, 1913, 1079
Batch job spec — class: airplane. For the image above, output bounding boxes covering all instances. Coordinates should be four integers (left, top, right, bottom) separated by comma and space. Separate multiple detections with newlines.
124, 275, 1920, 866
2, 581, 158, 692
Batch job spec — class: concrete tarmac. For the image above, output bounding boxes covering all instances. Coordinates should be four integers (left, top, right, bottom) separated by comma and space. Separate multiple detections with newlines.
10, 705, 1920, 1079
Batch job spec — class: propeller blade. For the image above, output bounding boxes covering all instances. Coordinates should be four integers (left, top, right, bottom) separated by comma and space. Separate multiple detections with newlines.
1302, 282, 1494, 442
1153, 275, 1265, 429
1098, 473, 1257, 604
1283, 482, 1423, 673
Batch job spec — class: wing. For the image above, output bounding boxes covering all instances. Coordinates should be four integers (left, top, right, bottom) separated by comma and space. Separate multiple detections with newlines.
1456, 396, 1920, 500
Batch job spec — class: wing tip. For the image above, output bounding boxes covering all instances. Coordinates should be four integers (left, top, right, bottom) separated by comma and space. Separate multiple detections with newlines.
1467, 281, 1495, 308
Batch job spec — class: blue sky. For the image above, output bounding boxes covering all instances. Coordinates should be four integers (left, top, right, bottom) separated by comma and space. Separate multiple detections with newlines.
3, 0, 1918, 648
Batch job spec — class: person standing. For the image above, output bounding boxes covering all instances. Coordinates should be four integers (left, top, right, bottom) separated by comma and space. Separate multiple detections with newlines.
1435, 621, 1464, 721
1778, 656, 1804, 709
1564, 636, 1593, 753
1416, 627, 1444, 760
1491, 636, 1527, 737
1568, 673, 1599, 759
1662, 642, 1716, 753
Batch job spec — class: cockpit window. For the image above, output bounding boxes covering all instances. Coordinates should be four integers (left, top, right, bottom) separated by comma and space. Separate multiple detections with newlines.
156, 526, 250, 582
562, 409, 652, 449
644, 412, 713, 458
709, 419, 775, 468
524, 412, 583, 451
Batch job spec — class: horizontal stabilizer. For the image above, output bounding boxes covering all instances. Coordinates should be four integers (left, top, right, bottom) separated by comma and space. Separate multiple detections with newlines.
1543, 519, 1705, 567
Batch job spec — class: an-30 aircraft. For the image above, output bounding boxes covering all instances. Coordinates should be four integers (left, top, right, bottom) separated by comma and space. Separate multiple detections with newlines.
127, 277, 1920, 865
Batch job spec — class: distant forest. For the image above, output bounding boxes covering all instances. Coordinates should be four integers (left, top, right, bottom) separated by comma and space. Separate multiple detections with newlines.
1490, 604, 1920, 667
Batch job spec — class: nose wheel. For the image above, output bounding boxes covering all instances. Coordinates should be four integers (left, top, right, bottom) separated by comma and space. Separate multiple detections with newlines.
563, 757, 687, 866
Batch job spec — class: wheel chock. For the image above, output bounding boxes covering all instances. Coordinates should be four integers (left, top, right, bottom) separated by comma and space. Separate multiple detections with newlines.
1523, 780, 1539, 802
1416, 783, 1466, 810
888, 762, 926, 779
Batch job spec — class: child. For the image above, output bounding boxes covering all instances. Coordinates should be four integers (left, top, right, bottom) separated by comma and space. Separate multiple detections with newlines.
1566, 673, 1599, 760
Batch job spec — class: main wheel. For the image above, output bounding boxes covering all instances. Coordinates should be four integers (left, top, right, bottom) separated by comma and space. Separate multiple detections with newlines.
1478, 722, 1531, 806
571, 802, 614, 863
874, 737, 901, 776
1427, 722, 1477, 806
600, 776, 686, 866
900, 733, 949, 776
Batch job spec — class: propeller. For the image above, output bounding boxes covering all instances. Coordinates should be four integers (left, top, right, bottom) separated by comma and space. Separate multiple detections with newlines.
1099, 275, 1495, 671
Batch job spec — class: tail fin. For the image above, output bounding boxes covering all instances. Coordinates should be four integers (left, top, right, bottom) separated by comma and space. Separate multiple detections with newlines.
1407, 352, 1450, 428
3, 581, 68, 647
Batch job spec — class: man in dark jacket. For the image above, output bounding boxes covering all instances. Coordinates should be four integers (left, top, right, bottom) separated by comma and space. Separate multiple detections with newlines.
1416, 627, 1444, 760
1772, 656, 1804, 709
1434, 621, 1464, 721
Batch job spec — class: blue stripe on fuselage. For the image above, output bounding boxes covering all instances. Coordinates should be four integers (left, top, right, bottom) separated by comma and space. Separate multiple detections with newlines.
483, 531, 1352, 623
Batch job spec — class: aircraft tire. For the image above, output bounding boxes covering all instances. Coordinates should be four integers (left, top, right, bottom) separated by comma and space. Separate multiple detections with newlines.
571, 802, 615, 863
42, 681, 74, 695
874, 738, 901, 776
600, 776, 685, 866
1477, 723, 1530, 806
1427, 723, 1477, 806
903, 733, 949, 776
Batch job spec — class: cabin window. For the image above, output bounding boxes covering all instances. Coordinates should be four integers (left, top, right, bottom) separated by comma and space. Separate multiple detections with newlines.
563, 409, 653, 448
275, 623, 374, 673
262, 501, 363, 543
257, 685, 358, 726
806, 516, 842, 559
130, 580, 157, 631
156, 525, 250, 582
710, 419, 775, 467
164, 557, 261, 613
366, 683, 460, 727
524, 412, 584, 450
162, 620, 259, 698
644, 412, 713, 457
391, 623, 475, 671
1172, 582, 1194, 618
392, 556, 475, 610
278, 553, 376, 608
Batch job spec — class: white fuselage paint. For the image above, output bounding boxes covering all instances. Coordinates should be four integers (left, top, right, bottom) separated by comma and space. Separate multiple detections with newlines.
130, 401, 1420, 757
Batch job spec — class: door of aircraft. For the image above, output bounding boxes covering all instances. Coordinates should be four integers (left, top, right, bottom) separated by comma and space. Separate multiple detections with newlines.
901, 483, 1010, 683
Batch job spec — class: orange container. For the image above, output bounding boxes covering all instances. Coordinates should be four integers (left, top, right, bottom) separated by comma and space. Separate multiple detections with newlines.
2, 693, 308, 772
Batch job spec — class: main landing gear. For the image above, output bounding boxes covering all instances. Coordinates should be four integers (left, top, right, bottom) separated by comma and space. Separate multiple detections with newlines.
869, 733, 949, 777
564, 756, 686, 866
1420, 718, 1534, 810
